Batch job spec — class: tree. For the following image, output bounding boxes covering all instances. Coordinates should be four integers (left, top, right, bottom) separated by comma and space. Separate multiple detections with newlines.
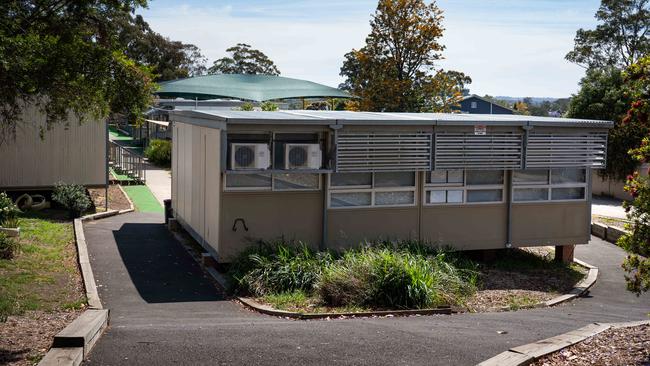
339, 0, 470, 112
0, 0, 156, 142
618, 56, 650, 294
512, 101, 530, 115
209, 43, 280, 75
566, 67, 640, 180
117, 14, 206, 81
566, 0, 650, 69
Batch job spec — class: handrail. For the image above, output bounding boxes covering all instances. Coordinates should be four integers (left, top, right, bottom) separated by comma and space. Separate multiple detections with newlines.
108, 141, 146, 183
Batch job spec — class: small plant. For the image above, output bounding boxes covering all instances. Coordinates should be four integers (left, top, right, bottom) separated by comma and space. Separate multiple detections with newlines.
261, 101, 278, 111
144, 139, 172, 166
239, 102, 255, 111
0, 232, 19, 259
0, 192, 20, 227
52, 182, 92, 218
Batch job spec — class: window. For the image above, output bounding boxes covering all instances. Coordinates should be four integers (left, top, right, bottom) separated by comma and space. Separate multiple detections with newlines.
512, 168, 586, 202
329, 172, 416, 208
471, 101, 478, 109
425, 170, 504, 205
225, 173, 320, 191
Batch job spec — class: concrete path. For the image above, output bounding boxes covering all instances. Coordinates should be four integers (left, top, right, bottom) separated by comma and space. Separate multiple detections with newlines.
144, 164, 171, 206
83, 213, 649, 366
592, 196, 626, 219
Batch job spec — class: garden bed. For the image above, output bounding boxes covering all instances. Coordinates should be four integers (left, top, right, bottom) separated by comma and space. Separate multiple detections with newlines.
530, 324, 650, 366
88, 185, 133, 212
227, 242, 586, 316
0, 209, 86, 365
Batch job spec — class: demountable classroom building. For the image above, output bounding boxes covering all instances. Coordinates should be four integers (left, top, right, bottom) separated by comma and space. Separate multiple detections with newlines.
168, 110, 613, 263
0, 104, 107, 190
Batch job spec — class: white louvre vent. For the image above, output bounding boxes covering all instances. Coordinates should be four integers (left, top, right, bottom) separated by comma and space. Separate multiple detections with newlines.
336, 133, 432, 172
434, 133, 523, 169
526, 133, 608, 168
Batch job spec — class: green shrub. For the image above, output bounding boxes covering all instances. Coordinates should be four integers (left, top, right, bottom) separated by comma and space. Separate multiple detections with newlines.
52, 182, 91, 218
0, 192, 20, 227
0, 232, 19, 260
228, 240, 331, 296
144, 139, 172, 166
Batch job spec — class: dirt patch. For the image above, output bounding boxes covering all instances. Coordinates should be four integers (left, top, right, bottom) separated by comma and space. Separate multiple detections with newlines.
531, 324, 650, 366
463, 247, 587, 312
0, 310, 82, 365
88, 185, 132, 212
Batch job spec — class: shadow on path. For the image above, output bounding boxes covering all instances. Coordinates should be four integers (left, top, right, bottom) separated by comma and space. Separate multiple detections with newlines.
112, 221, 222, 303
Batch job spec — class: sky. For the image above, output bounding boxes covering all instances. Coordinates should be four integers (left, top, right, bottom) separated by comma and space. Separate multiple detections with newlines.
138, 0, 601, 98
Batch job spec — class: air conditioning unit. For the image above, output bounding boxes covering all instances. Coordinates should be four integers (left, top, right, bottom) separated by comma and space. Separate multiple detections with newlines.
284, 144, 322, 169
230, 143, 271, 170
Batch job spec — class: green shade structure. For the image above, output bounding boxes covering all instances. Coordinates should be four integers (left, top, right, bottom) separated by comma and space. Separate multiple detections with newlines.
156, 74, 352, 102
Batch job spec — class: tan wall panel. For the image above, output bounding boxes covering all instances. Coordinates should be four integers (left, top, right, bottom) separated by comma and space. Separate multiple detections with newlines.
511, 202, 589, 246
421, 205, 507, 250
0, 105, 106, 188
327, 208, 419, 251
219, 191, 322, 261
203, 129, 220, 251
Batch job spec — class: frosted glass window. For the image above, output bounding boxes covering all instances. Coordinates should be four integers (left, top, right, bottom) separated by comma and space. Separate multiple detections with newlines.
331, 173, 372, 187
274, 174, 319, 190
447, 170, 464, 184
513, 188, 548, 202
552, 187, 585, 200
429, 171, 447, 184
375, 191, 415, 206
374, 172, 415, 188
551, 168, 586, 184
467, 189, 502, 203
226, 174, 272, 188
513, 170, 548, 185
330, 192, 372, 207
466, 170, 503, 185
428, 190, 446, 203
447, 190, 463, 203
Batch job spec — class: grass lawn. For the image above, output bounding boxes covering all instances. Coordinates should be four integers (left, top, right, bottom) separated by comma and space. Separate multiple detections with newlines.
0, 210, 85, 319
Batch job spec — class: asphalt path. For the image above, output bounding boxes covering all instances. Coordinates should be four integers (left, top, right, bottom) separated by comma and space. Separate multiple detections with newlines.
83, 213, 649, 366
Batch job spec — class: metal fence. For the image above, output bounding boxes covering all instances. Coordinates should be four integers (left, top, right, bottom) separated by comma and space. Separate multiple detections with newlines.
109, 141, 146, 183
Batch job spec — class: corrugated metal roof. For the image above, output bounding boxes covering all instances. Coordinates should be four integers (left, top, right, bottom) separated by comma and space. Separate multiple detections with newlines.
156, 74, 352, 102
169, 109, 614, 128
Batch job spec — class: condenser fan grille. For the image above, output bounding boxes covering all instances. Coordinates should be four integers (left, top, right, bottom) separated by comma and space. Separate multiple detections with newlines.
234, 146, 255, 167
288, 146, 308, 166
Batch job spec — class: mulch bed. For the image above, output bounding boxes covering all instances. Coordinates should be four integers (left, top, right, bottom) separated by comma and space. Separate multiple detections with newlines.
531, 324, 650, 366
88, 185, 132, 212
0, 310, 82, 365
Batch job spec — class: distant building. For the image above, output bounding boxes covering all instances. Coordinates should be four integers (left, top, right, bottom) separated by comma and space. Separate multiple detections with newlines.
458, 95, 514, 115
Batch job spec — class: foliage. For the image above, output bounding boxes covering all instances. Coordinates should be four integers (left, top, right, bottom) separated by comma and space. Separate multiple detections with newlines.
117, 14, 206, 81
0, 232, 19, 260
566, 0, 650, 69
526, 98, 571, 117
0, 192, 20, 227
144, 139, 172, 166
512, 101, 530, 115
208, 43, 280, 75
567, 67, 642, 180
260, 101, 279, 111
228, 241, 330, 296
339, 0, 471, 112
239, 102, 255, 111
52, 183, 91, 218
229, 240, 477, 310
0, 0, 157, 141
618, 56, 650, 295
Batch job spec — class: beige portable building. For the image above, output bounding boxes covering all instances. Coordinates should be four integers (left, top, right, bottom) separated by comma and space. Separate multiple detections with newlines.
0, 104, 107, 189
169, 110, 613, 263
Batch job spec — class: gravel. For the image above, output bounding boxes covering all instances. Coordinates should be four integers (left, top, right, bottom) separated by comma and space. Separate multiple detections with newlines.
531, 324, 650, 366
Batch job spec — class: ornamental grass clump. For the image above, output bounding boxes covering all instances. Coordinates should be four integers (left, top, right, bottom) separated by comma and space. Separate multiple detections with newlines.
228, 240, 331, 296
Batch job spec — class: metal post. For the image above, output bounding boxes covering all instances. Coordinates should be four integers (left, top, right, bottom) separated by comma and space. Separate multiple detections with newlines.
105, 120, 109, 211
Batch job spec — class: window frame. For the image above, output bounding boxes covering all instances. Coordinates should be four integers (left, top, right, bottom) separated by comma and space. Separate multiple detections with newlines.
328, 172, 417, 209
423, 170, 505, 206
512, 168, 587, 203
223, 173, 322, 192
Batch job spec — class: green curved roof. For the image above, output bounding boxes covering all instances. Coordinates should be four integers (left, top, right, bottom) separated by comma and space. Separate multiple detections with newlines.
156, 74, 352, 102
